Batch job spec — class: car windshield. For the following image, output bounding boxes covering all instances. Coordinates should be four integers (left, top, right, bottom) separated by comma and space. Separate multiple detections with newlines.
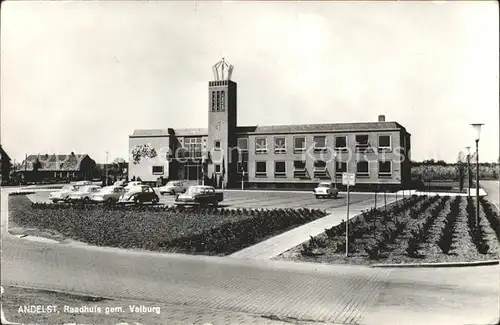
100, 187, 115, 193
62, 185, 75, 191
318, 183, 330, 188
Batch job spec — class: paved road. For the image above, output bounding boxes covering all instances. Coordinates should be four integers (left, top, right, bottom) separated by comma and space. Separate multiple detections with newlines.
29, 189, 390, 214
2, 188, 499, 325
482, 180, 499, 210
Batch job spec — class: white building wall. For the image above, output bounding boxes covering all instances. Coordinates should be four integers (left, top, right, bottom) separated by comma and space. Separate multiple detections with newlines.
128, 136, 170, 182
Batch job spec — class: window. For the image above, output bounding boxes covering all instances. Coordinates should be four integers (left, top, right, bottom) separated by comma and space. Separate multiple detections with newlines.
379, 161, 392, 177
221, 90, 225, 111
274, 137, 286, 154
237, 138, 248, 151
294, 137, 306, 153
335, 161, 347, 177
274, 161, 286, 178
255, 138, 268, 154
293, 160, 307, 178
356, 135, 369, 152
356, 160, 369, 177
214, 140, 221, 150
335, 136, 347, 151
152, 166, 164, 175
313, 160, 329, 179
184, 137, 202, 158
256, 161, 267, 177
378, 135, 391, 151
216, 91, 221, 112
215, 164, 221, 173
313, 136, 327, 152
211, 92, 216, 112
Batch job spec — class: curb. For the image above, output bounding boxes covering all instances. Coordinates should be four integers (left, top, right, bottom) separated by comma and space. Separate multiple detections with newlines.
371, 259, 499, 268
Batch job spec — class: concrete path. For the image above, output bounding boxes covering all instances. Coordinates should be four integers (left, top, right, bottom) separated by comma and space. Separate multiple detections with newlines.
482, 180, 499, 210
230, 196, 398, 259
1, 188, 499, 325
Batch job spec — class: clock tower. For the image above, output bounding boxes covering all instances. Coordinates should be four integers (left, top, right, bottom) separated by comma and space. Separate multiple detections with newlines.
206, 58, 238, 188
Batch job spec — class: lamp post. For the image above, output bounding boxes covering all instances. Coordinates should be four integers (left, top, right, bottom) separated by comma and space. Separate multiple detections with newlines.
465, 146, 471, 199
105, 151, 109, 186
470, 123, 483, 229
333, 151, 338, 189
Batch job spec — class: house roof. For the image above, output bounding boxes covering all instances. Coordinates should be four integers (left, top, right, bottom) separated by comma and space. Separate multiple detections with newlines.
236, 122, 406, 135
131, 129, 170, 137
130, 122, 408, 138
0, 145, 11, 161
22, 154, 92, 171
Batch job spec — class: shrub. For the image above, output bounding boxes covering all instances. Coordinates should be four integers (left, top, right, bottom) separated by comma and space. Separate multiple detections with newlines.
10, 196, 327, 255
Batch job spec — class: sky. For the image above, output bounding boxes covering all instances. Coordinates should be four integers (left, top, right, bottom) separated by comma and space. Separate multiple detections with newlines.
1, 1, 499, 164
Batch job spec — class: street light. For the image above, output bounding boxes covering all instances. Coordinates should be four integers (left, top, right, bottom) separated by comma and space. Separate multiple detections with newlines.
470, 123, 484, 229
105, 151, 109, 186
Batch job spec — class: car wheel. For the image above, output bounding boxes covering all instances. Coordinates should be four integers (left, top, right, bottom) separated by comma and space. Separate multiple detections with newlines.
134, 197, 141, 205
106, 198, 113, 205
315, 195, 320, 199
83, 197, 90, 204
212, 201, 219, 207
152, 197, 159, 205
170, 190, 175, 195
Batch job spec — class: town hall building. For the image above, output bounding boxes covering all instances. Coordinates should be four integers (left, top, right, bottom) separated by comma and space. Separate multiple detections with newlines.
129, 59, 411, 190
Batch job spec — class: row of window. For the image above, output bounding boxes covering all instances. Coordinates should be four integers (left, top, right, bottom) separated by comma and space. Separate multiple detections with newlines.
234, 135, 392, 155
151, 160, 392, 178
235, 160, 393, 179
211, 91, 226, 112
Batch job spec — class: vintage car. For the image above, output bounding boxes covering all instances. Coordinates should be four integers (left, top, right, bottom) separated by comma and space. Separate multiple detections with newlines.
313, 182, 339, 199
174, 185, 223, 207
67, 185, 102, 203
159, 181, 186, 195
118, 185, 159, 205
114, 180, 127, 187
73, 180, 93, 187
124, 181, 143, 191
91, 186, 126, 204
48, 184, 79, 203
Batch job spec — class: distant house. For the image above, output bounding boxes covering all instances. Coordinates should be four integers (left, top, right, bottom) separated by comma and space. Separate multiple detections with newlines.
20, 153, 97, 183
0, 145, 11, 185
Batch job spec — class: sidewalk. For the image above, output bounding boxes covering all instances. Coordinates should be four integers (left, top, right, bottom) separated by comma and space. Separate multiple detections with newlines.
230, 196, 398, 259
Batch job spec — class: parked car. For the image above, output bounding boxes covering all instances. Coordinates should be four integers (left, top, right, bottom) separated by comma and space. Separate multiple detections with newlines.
174, 185, 223, 207
159, 181, 186, 195
118, 185, 159, 205
124, 181, 142, 191
73, 180, 93, 188
313, 182, 339, 199
67, 185, 102, 203
114, 180, 127, 187
91, 186, 126, 204
48, 185, 79, 203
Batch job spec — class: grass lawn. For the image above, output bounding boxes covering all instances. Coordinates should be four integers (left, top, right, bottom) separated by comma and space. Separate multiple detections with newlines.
278, 195, 500, 265
8, 195, 327, 255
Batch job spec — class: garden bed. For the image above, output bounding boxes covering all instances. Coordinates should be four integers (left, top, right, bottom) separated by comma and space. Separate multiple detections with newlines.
277, 195, 500, 265
8, 195, 327, 255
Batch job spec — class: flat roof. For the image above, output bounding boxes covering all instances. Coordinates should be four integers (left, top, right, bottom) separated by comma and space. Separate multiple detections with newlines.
130, 121, 409, 137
